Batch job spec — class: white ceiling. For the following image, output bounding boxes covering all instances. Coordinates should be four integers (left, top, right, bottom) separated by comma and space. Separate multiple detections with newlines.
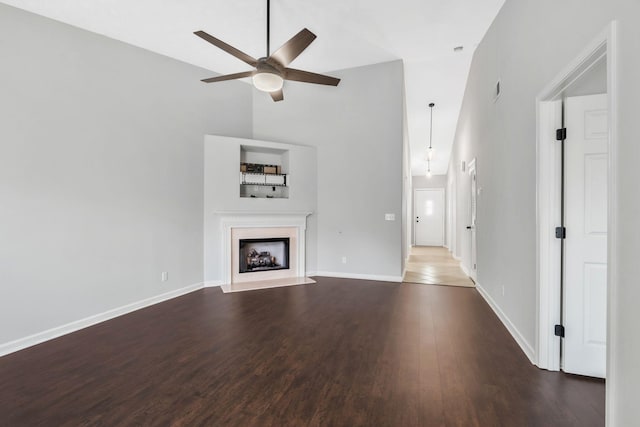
2, 0, 504, 176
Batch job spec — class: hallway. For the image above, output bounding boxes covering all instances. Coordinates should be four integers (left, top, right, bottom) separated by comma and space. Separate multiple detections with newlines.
403, 246, 475, 287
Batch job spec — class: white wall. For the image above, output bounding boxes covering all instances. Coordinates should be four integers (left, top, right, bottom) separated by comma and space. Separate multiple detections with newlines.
448, 1, 640, 424
203, 135, 317, 282
412, 175, 447, 189
0, 4, 253, 347
252, 61, 405, 281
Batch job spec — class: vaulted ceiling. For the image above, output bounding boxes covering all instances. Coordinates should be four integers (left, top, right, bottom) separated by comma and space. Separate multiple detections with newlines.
2, 0, 504, 175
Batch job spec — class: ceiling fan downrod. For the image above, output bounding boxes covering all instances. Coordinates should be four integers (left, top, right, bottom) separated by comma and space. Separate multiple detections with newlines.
266, 0, 270, 57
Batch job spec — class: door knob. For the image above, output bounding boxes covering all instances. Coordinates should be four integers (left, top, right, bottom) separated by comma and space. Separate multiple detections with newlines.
466, 226, 472, 229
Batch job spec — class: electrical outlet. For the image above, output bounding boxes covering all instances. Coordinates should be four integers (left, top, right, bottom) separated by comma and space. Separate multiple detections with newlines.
161, 272, 168, 282
341, 257, 347, 264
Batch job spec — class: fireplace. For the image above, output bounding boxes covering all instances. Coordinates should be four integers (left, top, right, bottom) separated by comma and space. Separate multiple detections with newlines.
215, 213, 312, 289
229, 225, 301, 285
239, 237, 290, 273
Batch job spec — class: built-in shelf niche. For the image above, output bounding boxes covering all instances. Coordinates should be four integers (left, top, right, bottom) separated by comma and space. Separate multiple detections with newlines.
240, 145, 290, 199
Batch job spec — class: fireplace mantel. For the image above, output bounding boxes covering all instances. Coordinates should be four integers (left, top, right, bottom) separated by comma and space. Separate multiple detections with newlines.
215, 212, 311, 286
214, 211, 311, 223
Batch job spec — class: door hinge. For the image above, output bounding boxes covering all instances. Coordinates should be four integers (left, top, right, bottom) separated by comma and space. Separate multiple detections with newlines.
556, 128, 567, 141
555, 226, 566, 239
554, 324, 565, 338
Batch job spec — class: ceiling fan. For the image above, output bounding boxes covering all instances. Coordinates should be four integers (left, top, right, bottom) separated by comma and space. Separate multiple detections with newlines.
194, 0, 340, 102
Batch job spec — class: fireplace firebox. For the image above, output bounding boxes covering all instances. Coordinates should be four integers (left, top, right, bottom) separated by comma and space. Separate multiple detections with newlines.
239, 237, 290, 273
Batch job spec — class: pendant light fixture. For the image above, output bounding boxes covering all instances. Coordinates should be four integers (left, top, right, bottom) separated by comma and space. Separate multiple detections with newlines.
426, 102, 435, 178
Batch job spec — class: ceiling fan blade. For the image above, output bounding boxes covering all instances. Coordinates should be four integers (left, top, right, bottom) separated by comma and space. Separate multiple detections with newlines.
270, 89, 284, 102
201, 71, 254, 83
284, 68, 340, 86
194, 31, 258, 67
269, 28, 317, 67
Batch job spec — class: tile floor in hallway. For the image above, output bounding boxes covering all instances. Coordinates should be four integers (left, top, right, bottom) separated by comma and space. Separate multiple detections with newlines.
403, 246, 475, 287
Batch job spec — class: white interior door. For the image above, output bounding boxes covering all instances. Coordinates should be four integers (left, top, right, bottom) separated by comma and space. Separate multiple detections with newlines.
563, 94, 608, 378
468, 160, 478, 281
414, 189, 444, 246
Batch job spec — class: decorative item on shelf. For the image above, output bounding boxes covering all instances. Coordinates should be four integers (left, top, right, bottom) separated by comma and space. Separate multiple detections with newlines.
240, 172, 287, 187
265, 174, 286, 185
240, 163, 282, 175
426, 102, 435, 178
242, 173, 265, 185
241, 163, 263, 173
263, 165, 277, 174
239, 158, 289, 199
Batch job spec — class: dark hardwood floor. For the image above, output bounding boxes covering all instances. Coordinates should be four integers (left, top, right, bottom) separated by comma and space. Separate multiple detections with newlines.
0, 278, 604, 426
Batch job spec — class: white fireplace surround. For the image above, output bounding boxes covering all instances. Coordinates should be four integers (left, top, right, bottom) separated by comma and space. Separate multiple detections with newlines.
217, 212, 311, 285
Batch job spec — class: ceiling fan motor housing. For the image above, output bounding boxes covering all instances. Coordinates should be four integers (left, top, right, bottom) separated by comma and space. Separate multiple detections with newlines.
252, 58, 284, 92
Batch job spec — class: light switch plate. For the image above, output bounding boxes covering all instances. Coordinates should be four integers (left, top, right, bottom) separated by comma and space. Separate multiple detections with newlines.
385, 213, 395, 221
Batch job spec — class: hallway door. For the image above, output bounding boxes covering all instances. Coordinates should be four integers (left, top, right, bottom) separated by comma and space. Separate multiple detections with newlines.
414, 188, 444, 246
563, 94, 608, 378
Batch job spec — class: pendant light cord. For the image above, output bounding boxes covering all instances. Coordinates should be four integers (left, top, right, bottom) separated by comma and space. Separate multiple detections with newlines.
427, 102, 435, 176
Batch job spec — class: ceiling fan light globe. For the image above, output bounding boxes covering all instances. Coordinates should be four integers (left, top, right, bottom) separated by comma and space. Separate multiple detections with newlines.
253, 71, 284, 92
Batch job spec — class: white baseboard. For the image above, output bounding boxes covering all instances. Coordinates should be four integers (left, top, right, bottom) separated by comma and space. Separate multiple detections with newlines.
453, 254, 461, 261
0, 282, 204, 358
401, 256, 410, 279
313, 271, 403, 283
475, 282, 536, 364
203, 280, 223, 287
460, 263, 470, 277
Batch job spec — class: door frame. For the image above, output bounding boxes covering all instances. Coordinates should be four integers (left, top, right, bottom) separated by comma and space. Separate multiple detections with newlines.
413, 188, 445, 247
450, 174, 458, 257
467, 159, 478, 281
535, 21, 618, 423
446, 177, 453, 250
